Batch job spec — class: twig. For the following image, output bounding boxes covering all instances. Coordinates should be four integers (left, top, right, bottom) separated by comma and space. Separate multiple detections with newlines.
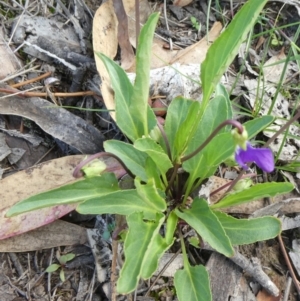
0, 88, 96, 98
202, 243, 279, 296
145, 248, 182, 296
278, 234, 300, 296
11, 71, 52, 88
282, 276, 292, 301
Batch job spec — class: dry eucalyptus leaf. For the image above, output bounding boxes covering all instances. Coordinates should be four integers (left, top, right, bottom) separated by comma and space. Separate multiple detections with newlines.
0, 28, 22, 80
93, 0, 118, 120
0, 155, 85, 240
0, 93, 104, 154
0, 132, 11, 161
113, 0, 135, 70
93, 0, 222, 121
173, 0, 194, 7
0, 220, 87, 252
123, 0, 153, 48
169, 22, 222, 65
263, 48, 287, 84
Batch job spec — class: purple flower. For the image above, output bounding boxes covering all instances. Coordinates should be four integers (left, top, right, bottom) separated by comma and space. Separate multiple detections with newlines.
235, 143, 274, 173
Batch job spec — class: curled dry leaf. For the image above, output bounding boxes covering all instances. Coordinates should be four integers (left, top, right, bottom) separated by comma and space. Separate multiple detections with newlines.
0, 220, 87, 252
0, 91, 104, 154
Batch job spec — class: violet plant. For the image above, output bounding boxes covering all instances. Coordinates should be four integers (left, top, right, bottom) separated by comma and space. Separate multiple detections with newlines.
6, 1, 295, 300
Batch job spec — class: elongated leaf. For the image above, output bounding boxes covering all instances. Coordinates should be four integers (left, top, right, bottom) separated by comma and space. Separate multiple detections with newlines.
104, 140, 148, 181
131, 13, 159, 137
117, 212, 165, 293
174, 100, 202, 158
96, 53, 138, 141
244, 115, 275, 138
183, 132, 235, 182
135, 178, 166, 212
77, 189, 163, 220
212, 182, 294, 209
145, 157, 164, 190
165, 211, 178, 245
174, 264, 211, 301
164, 97, 195, 161
134, 137, 172, 175
46, 264, 61, 273
175, 198, 234, 257
141, 225, 173, 279
201, 0, 268, 106
213, 211, 281, 245
6, 173, 119, 217
183, 95, 232, 182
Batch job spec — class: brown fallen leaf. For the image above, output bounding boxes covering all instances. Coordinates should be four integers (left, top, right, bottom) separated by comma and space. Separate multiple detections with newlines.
0, 28, 23, 80
0, 154, 126, 240
0, 220, 87, 252
113, 0, 135, 70
173, 0, 194, 7
93, 0, 118, 120
0, 91, 104, 154
256, 289, 280, 301
0, 155, 85, 240
263, 47, 287, 84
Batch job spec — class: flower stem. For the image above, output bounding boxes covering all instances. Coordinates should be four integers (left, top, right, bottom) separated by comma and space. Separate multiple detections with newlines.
181, 119, 244, 162
264, 109, 300, 148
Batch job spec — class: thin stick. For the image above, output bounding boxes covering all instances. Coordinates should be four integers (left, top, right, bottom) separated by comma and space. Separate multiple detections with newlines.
278, 234, 300, 296
11, 72, 52, 88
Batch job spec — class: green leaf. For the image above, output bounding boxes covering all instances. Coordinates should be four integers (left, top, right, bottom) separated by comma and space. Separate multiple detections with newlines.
145, 157, 164, 190
164, 97, 195, 161
77, 188, 163, 220
213, 211, 281, 245
117, 212, 167, 293
60, 269, 65, 282
174, 264, 211, 301
59, 253, 75, 264
104, 140, 148, 182
165, 210, 178, 245
212, 182, 294, 209
183, 95, 232, 182
244, 115, 275, 138
131, 13, 159, 137
46, 264, 61, 273
135, 178, 166, 213
96, 53, 138, 141
174, 100, 202, 159
201, 0, 268, 106
134, 137, 173, 175
183, 132, 235, 182
175, 198, 234, 257
6, 173, 119, 217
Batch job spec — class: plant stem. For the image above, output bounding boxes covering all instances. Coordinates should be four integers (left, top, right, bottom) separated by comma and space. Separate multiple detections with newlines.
181, 119, 244, 162
178, 226, 190, 268
166, 163, 180, 194
157, 121, 171, 159
264, 109, 300, 148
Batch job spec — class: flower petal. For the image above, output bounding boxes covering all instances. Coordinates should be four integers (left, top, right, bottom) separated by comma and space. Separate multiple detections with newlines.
235, 143, 274, 172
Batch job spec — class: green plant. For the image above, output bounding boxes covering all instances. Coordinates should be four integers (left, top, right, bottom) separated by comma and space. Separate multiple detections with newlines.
46, 253, 75, 282
6, 1, 297, 300
190, 16, 201, 31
